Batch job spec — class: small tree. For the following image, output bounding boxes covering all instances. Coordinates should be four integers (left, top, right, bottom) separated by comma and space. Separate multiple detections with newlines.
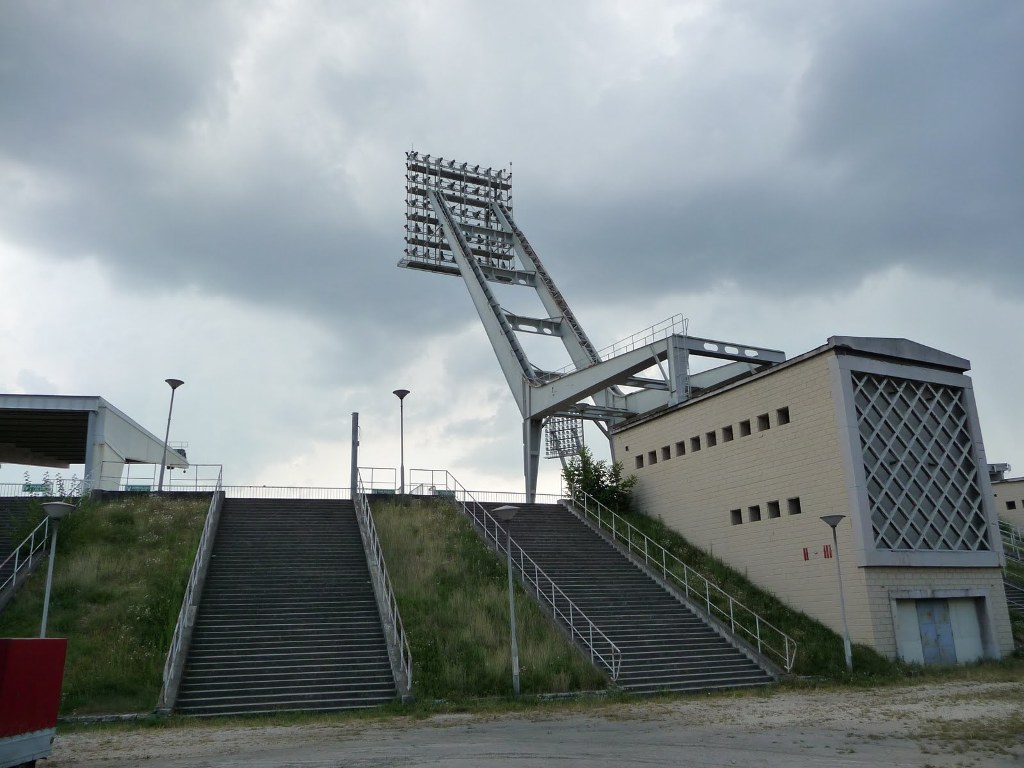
562, 447, 637, 511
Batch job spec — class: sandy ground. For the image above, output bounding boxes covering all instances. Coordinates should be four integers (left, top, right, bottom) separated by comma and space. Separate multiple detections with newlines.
47, 681, 1023, 768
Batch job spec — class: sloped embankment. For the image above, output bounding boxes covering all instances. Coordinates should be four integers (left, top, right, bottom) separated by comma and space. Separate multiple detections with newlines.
0, 494, 208, 714
373, 496, 607, 700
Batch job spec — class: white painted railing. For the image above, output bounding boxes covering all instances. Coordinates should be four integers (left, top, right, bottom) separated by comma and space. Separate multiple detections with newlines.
425, 469, 622, 680
567, 488, 797, 673
354, 471, 412, 696
158, 469, 224, 711
1000, 520, 1024, 563
0, 516, 50, 595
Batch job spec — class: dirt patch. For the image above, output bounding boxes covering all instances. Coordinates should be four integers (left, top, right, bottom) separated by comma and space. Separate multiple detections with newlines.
49, 681, 1023, 767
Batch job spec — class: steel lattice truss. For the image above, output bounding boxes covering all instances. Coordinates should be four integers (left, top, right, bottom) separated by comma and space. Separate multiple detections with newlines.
852, 372, 989, 552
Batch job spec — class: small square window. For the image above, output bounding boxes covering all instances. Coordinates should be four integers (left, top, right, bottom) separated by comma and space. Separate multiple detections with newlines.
648, 450, 658, 465
1007, 500, 1018, 510
730, 509, 743, 525
739, 419, 751, 437
748, 505, 762, 522
706, 430, 717, 447
635, 455, 644, 469
787, 497, 802, 515
757, 413, 771, 431
722, 425, 734, 442
690, 436, 701, 452
661, 446, 671, 461
675, 441, 686, 457
767, 500, 781, 519
776, 407, 791, 425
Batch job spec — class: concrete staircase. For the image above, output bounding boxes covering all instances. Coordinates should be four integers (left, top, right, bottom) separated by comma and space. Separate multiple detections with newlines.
175, 499, 396, 716
484, 502, 774, 694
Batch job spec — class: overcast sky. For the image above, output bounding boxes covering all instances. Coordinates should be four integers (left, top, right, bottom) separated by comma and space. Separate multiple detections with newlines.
1, 0, 1021, 494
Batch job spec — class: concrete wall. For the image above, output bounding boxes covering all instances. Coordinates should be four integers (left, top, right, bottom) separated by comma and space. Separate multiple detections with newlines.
864, 567, 1013, 659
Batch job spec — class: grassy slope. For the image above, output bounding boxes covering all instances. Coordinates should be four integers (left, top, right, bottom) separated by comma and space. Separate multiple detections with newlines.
0, 495, 208, 714
373, 497, 607, 700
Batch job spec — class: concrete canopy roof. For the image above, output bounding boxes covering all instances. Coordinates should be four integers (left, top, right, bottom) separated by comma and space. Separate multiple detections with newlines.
0, 394, 188, 471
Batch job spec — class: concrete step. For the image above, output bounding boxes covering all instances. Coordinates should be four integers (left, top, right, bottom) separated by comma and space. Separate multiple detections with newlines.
175, 498, 397, 716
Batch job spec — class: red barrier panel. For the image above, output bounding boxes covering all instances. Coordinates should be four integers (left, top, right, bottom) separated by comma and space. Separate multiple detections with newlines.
0, 639, 67, 737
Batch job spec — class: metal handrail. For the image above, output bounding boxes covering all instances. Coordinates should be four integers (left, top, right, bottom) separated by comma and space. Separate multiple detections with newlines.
354, 471, 413, 696
158, 468, 224, 711
535, 314, 687, 382
567, 488, 798, 672
428, 469, 622, 680
1000, 520, 1024, 563
0, 516, 50, 594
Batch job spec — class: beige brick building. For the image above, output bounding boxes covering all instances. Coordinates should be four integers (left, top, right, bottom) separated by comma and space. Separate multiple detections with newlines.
993, 476, 1024, 529
611, 336, 1013, 664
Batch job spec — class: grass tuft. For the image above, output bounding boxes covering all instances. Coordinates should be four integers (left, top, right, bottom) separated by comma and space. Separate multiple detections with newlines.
0, 494, 209, 714
373, 497, 607, 700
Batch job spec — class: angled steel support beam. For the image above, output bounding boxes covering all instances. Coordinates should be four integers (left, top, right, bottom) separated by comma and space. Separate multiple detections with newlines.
526, 340, 673, 421
428, 190, 534, 413
503, 311, 563, 336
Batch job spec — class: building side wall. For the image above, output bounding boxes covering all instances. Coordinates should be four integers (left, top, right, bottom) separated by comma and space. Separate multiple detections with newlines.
864, 567, 1014, 659
993, 477, 1024, 529
612, 354, 877, 647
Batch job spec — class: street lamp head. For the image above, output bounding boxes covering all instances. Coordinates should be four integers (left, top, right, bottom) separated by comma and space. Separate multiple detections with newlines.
393, 388, 410, 401
820, 514, 846, 530
493, 505, 519, 523
41, 501, 74, 520
165, 378, 184, 390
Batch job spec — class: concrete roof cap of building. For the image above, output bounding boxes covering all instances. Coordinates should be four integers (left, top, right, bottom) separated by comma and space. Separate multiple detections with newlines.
826, 336, 970, 373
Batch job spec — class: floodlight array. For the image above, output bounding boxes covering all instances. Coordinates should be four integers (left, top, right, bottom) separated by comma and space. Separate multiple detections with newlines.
404, 151, 516, 273
545, 415, 584, 459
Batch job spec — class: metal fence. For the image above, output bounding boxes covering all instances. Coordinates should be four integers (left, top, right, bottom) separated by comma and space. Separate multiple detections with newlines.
158, 467, 225, 711
354, 470, 412, 696
1001, 520, 1024, 563
567, 488, 797, 673
0, 516, 51, 595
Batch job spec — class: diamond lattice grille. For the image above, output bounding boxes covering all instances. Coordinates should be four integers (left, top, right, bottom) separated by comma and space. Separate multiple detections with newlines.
851, 372, 988, 552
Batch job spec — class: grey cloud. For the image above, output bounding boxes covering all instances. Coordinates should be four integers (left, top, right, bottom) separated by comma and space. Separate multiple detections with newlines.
0, 0, 1021, 350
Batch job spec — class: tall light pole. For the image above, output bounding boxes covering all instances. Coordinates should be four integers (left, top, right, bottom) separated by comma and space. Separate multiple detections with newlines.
392, 389, 410, 494
39, 501, 73, 638
157, 379, 184, 493
493, 505, 521, 696
820, 514, 853, 672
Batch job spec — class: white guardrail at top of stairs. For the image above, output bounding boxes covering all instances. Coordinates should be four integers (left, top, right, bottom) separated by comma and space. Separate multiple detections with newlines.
566, 488, 798, 673
354, 470, 413, 698
408, 468, 622, 681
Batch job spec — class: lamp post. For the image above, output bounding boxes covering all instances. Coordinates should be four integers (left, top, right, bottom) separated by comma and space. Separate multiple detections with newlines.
157, 378, 184, 493
39, 501, 73, 638
493, 505, 521, 697
820, 514, 853, 672
392, 389, 410, 494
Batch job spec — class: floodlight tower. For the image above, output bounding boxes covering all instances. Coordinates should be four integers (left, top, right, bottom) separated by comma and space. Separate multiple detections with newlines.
400, 152, 785, 500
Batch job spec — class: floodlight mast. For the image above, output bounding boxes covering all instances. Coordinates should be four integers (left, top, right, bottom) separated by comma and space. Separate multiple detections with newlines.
400, 151, 786, 500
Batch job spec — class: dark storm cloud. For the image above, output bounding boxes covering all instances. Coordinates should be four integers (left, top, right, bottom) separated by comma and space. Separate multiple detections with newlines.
1, 0, 1020, 341
529, 1, 1024, 299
